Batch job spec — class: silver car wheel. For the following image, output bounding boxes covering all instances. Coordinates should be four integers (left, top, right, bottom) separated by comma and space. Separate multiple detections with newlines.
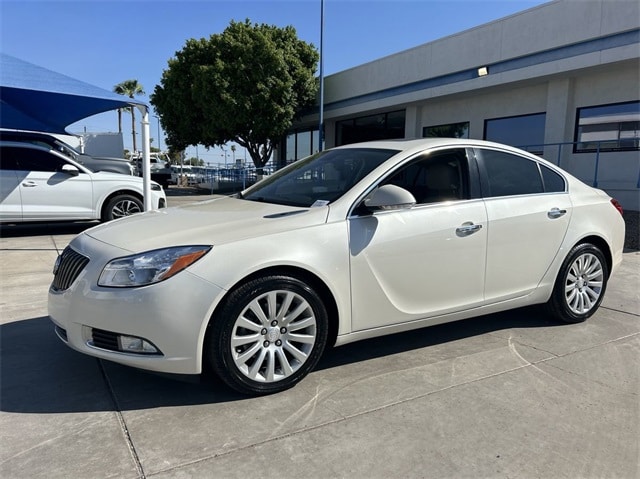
230, 290, 317, 383
564, 252, 604, 315
111, 199, 142, 218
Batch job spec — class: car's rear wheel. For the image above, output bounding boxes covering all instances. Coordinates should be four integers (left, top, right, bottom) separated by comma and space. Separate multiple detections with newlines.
208, 275, 329, 395
103, 194, 143, 221
546, 243, 609, 323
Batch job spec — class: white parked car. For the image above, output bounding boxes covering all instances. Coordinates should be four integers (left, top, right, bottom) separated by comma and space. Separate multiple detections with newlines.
0, 130, 135, 176
0, 142, 166, 223
48, 139, 625, 395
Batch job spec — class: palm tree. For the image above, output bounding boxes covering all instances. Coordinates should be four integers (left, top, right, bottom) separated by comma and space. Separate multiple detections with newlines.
113, 80, 145, 154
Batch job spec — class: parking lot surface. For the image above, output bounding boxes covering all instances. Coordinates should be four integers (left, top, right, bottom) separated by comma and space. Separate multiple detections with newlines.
1, 192, 638, 478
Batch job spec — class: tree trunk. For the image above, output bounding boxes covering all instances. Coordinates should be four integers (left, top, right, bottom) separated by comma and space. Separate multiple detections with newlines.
117, 109, 122, 133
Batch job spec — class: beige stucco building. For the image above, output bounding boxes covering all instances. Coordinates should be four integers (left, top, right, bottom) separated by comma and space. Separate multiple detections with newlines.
286, 0, 640, 210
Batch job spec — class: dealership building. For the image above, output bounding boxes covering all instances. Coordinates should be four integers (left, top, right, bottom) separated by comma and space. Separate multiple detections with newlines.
284, 0, 640, 210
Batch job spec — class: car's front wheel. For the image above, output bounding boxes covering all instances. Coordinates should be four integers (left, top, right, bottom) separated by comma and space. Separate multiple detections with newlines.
207, 275, 329, 395
546, 243, 609, 323
102, 194, 143, 221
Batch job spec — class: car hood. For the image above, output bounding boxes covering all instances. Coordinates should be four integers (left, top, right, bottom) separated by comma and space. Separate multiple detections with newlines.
84, 196, 328, 252
81, 154, 129, 163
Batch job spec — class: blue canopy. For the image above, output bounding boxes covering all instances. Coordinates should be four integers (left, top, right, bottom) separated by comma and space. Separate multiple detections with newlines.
0, 53, 155, 211
0, 53, 147, 133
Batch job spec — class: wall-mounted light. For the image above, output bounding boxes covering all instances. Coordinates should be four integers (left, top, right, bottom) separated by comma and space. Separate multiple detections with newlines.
477, 66, 489, 77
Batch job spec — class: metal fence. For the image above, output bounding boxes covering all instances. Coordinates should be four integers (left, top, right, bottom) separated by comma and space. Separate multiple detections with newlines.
516, 140, 640, 189
192, 140, 639, 193
194, 165, 279, 193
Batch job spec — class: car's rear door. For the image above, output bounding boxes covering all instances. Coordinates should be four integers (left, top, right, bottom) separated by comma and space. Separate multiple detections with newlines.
349, 147, 488, 331
475, 147, 572, 302
12, 146, 95, 221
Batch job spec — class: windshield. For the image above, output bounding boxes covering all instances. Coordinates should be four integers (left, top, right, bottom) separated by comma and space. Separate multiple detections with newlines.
243, 148, 399, 207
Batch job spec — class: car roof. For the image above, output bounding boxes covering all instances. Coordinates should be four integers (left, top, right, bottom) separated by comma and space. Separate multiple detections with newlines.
335, 137, 554, 164
0, 129, 57, 140
333, 137, 523, 152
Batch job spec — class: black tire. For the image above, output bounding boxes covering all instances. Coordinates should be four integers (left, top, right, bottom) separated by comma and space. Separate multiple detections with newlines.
207, 275, 329, 395
546, 243, 609, 323
102, 194, 143, 222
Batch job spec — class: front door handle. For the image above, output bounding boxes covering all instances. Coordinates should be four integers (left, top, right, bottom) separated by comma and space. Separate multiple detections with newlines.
548, 207, 567, 219
456, 222, 482, 237
21, 181, 37, 188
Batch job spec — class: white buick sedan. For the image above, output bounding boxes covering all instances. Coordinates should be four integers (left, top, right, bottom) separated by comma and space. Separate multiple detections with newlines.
48, 139, 625, 395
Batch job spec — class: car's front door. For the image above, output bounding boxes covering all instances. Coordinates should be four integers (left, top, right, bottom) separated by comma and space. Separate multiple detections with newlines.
475, 148, 572, 302
349, 148, 488, 331
0, 151, 23, 221
12, 146, 94, 221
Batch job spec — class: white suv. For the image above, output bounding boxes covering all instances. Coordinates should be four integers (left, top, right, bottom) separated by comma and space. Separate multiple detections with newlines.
0, 142, 166, 223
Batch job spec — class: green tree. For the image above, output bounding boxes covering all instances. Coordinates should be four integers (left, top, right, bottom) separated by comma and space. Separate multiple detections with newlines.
114, 79, 145, 153
151, 19, 319, 169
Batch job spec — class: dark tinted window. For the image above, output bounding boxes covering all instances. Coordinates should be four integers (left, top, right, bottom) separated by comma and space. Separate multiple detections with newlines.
383, 148, 468, 204
479, 149, 543, 197
0, 147, 20, 170
540, 165, 565, 192
423, 122, 469, 139
2, 146, 69, 172
484, 113, 546, 155
336, 110, 406, 146
575, 101, 640, 152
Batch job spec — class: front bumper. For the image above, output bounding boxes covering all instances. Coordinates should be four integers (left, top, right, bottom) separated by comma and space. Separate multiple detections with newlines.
48, 235, 224, 375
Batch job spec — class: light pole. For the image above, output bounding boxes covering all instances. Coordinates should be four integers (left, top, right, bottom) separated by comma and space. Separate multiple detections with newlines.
319, 0, 325, 151
153, 115, 162, 152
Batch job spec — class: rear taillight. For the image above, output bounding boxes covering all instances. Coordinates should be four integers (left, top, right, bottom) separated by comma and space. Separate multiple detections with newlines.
611, 198, 624, 216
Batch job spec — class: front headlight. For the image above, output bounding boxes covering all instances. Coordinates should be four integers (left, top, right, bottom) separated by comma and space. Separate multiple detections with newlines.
98, 245, 211, 288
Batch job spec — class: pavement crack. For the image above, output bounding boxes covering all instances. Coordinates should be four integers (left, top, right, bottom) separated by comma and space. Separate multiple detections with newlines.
98, 359, 146, 479
601, 305, 640, 317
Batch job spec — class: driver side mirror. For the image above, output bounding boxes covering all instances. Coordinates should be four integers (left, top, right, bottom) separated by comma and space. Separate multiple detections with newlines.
364, 184, 416, 211
61, 164, 80, 176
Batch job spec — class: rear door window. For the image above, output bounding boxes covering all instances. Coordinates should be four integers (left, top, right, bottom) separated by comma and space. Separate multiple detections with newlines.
476, 149, 544, 197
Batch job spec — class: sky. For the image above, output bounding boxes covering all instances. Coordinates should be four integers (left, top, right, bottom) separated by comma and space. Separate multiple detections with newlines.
1, 0, 548, 163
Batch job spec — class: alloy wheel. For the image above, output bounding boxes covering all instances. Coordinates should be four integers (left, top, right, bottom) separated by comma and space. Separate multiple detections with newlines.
230, 290, 317, 383
564, 252, 604, 315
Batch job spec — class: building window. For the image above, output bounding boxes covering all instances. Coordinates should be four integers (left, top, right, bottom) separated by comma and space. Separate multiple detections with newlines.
423, 122, 469, 139
574, 101, 640, 152
336, 110, 405, 146
286, 134, 297, 163
484, 113, 546, 154
285, 128, 320, 164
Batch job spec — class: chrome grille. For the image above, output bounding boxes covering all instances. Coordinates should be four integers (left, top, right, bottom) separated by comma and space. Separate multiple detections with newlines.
51, 246, 89, 292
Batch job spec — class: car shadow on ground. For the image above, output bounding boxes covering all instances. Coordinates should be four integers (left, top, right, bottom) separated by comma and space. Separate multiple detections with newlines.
0, 221, 97, 238
0, 307, 560, 413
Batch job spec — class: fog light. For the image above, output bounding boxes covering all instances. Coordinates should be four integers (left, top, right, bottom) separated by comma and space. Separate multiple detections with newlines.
118, 335, 159, 354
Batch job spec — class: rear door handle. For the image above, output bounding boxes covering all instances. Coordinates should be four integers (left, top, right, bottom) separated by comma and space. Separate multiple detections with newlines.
456, 222, 482, 237
548, 207, 567, 219
21, 181, 37, 187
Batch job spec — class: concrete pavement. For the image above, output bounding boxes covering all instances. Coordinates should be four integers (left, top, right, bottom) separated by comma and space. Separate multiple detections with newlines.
1, 195, 638, 478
